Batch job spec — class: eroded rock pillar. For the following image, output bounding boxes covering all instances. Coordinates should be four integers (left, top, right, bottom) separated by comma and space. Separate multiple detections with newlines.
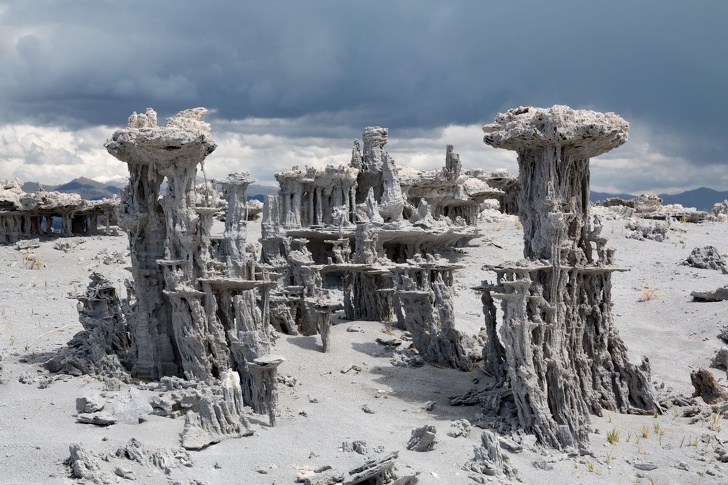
480, 105, 657, 449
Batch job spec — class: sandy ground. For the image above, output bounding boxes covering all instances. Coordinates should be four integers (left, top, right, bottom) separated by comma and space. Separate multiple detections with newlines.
1, 212, 727, 484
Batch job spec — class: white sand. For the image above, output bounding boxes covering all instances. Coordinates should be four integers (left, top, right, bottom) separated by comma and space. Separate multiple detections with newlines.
0, 214, 726, 484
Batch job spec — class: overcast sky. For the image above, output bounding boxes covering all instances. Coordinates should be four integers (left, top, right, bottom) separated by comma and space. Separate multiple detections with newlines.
1, 1, 726, 193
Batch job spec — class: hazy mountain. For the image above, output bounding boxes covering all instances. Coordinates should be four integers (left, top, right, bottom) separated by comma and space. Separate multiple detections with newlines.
658, 187, 728, 211
247, 184, 277, 202
591, 187, 728, 212
22, 177, 123, 200
591, 191, 636, 203
22, 177, 725, 211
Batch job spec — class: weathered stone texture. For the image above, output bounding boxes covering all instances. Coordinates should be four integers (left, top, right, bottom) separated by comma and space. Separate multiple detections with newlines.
480, 105, 657, 449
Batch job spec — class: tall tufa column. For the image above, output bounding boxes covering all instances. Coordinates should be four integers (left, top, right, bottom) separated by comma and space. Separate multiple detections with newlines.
219, 172, 254, 277
480, 105, 657, 449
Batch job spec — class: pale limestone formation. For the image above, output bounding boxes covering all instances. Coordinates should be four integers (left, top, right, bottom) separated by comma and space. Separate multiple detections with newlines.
399, 146, 509, 224
479, 105, 657, 449
275, 165, 358, 230
392, 254, 476, 371
342, 223, 396, 322
605, 193, 707, 223
265, 128, 480, 335
56, 108, 283, 447
251, 127, 486, 370
711, 200, 728, 221
684, 246, 728, 273
355, 126, 389, 203
217, 172, 253, 276
106, 107, 218, 380
0, 177, 118, 243
45, 273, 130, 377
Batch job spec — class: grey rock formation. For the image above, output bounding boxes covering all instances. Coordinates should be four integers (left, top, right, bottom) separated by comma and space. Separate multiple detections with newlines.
399, 147, 510, 224
76, 394, 105, 413
691, 368, 728, 404
606, 193, 707, 222
247, 355, 285, 426
691, 286, 728, 302
112, 388, 153, 424
121, 438, 192, 475
463, 431, 517, 478
406, 425, 437, 451
684, 246, 728, 273
714, 348, 728, 370
711, 200, 728, 221
54, 107, 284, 447
0, 177, 118, 243
625, 218, 669, 241
68, 443, 110, 483
447, 419, 472, 438
343, 223, 395, 322
392, 254, 476, 371
44, 272, 130, 377
68, 437, 192, 483
479, 105, 657, 449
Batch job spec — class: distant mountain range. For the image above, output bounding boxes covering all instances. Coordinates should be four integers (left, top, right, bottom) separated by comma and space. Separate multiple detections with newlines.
22, 177, 123, 200
21, 177, 280, 202
591, 187, 728, 212
22, 177, 725, 211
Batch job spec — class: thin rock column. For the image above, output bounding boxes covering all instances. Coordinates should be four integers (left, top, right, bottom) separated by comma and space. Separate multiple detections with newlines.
247, 356, 285, 426
219, 173, 253, 276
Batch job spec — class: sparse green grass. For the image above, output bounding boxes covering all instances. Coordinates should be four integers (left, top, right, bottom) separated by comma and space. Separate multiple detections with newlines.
607, 428, 620, 445
605, 448, 617, 464
640, 423, 650, 438
585, 460, 600, 475
708, 412, 722, 432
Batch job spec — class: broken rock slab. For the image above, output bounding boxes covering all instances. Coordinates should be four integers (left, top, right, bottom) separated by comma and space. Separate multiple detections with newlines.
112, 388, 153, 424
406, 425, 437, 451
76, 412, 118, 426
691, 286, 728, 302
76, 394, 106, 414
298, 451, 415, 485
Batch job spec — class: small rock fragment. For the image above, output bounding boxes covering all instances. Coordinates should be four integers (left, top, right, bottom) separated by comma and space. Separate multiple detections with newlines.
77, 412, 118, 426
76, 394, 105, 414
407, 425, 437, 452
634, 461, 658, 471
447, 419, 471, 438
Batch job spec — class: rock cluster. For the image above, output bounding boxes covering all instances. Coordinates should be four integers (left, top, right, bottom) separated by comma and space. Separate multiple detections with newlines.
259, 127, 494, 370
0, 177, 118, 243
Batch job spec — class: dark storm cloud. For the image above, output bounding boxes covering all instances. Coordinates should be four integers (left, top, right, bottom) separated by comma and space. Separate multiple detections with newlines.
1, 0, 726, 164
